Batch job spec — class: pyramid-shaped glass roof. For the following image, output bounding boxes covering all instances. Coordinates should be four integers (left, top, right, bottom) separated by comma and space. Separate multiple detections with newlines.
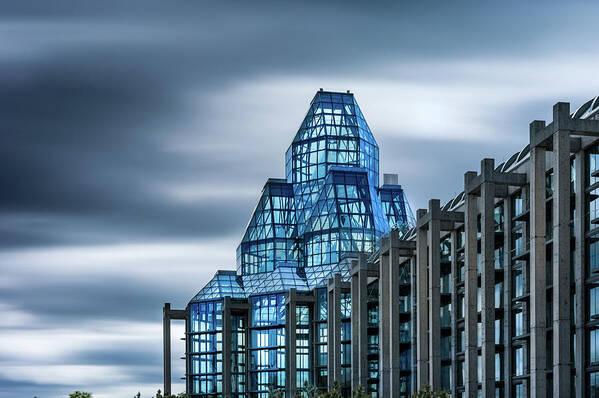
190, 90, 414, 303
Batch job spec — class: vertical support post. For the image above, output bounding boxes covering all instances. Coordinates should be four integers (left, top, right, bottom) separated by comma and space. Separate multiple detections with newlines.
379, 239, 391, 395
529, 123, 547, 398
389, 230, 402, 396
411, 255, 418, 395
552, 102, 572, 398
503, 198, 513, 398
351, 258, 368, 391
450, 230, 459, 398
328, 274, 342, 390
464, 172, 479, 398
222, 297, 232, 398
416, 209, 429, 388
428, 200, 442, 389
163, 303, 172, 397
480, 162, 496, 397
574, 150, 586, 398
287, 289, 297, 397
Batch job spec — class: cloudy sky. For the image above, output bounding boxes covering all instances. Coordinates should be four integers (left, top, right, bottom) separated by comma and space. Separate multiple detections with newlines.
1, 1, 598, 397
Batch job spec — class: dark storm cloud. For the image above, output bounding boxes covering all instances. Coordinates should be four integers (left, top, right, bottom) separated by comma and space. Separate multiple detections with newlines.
1, 0, 597, 249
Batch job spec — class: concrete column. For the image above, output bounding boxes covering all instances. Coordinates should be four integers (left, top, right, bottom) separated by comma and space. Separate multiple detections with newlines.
574, 150, 586, 398
552, 103, 572, 398
529, 126, 547, 398
503, 199, 513, 398
379, 237, 391, 395
327, 275, 342, 390
163, 303, 172, 397
389, 230, 403, 396
428, 200, 442, 389
480, 175, 496, 397
450, 230, 459, 398
411, 255, 418, 395
464, 171, 478, 398
351, 258, 367, 391
286, 290, 297, 397
222, 297, 232, 398
416, 209, 429, 388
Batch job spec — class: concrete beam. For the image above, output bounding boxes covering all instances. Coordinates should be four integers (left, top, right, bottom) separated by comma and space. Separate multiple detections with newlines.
531, 102, 599, 149
416, 210, 464, 229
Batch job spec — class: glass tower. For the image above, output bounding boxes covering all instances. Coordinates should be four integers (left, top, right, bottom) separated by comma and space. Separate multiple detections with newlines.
187, 90, 414, 397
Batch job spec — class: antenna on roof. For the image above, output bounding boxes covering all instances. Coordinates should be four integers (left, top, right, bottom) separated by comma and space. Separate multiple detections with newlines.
347, 90, 351, 94
319, 88, 323, 92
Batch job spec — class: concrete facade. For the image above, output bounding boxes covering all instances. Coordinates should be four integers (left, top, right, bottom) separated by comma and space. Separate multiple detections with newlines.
163, 98, 599, 398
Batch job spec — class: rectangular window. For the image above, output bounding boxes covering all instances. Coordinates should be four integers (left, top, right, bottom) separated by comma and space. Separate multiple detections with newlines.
591, 329, 599, 364
590, 371, 599, 398
514, 347, 524, 376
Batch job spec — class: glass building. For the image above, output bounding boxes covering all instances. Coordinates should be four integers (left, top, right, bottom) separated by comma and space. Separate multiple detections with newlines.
175, 90, 414, 398
164, 93, 599, 398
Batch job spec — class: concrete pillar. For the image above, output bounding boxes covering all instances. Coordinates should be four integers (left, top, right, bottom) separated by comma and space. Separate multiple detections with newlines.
388, 230, 403, 396
411, 255, 418, 395
464, 171, 478, 398
286, 289, 297, 397
416, 209, 429, 388
163, 303, 172, 397
574, 150, 586, 398
480, 175, 496, 397
379, 237, 391, 395
428, 200, 442, 389
450, 230, 459, 398
328, 274, 342, 390
222, 297, 232, 398
503, 197, 513, 398
351, 258, 368, 391
529, 123, 547, 398
552, 102, 572, 398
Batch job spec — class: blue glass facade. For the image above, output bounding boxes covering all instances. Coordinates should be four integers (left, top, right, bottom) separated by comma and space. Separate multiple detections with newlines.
186, 90, 414, 397
249, 294, 286, 396
189, 301, 223, 397
193, 89, 413, 300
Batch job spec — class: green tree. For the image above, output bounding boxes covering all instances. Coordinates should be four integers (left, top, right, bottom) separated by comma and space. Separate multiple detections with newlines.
411, 384, 450, 398
69, 392, 92, 398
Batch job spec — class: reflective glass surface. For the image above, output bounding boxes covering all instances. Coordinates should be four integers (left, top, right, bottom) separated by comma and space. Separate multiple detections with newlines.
237, 179, 297, 275
189, 301, 223, 396
191, 90, 414, 301
249, 294, 286, 396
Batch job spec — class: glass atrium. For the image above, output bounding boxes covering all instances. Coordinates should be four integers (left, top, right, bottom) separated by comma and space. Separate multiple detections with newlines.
187, 90, 414, 397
